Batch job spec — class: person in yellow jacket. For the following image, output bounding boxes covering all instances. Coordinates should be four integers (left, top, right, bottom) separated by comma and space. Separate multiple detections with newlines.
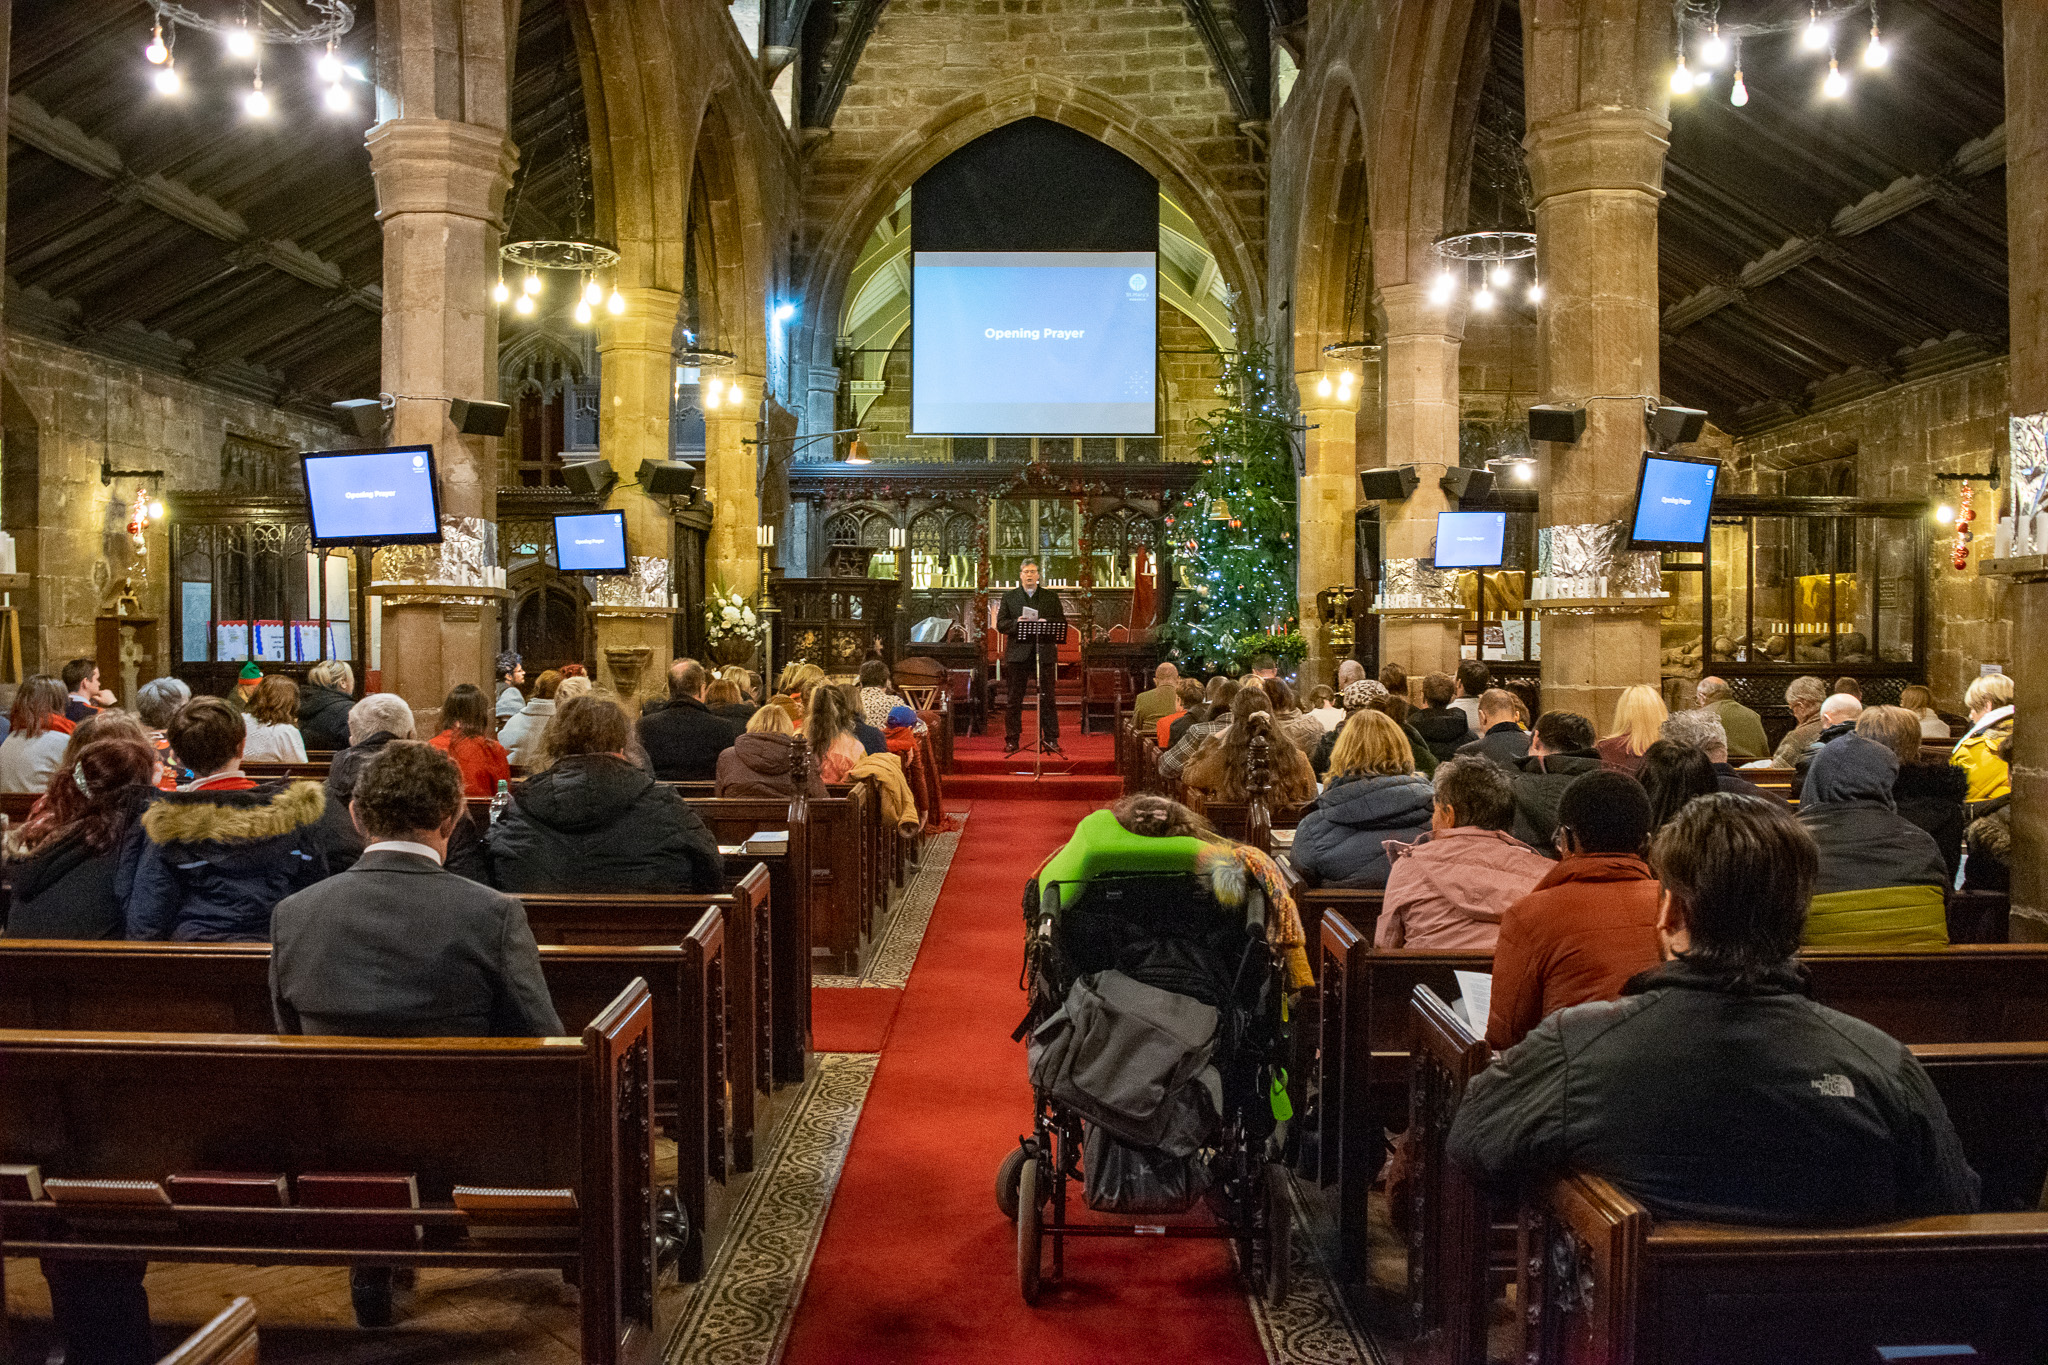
1950, 672, 2015, 803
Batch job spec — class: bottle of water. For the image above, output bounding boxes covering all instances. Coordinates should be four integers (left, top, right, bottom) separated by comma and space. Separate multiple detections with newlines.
490, 778, 510, 825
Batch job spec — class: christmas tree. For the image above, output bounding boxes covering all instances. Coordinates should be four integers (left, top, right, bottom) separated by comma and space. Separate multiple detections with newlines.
1161, 335, 1302, 671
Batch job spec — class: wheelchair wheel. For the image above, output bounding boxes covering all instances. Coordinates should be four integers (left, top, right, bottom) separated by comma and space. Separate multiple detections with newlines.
996, 1144, 1028, 1222
1018, 1155, 1045, 1304
1262, 1162, 1292, 1304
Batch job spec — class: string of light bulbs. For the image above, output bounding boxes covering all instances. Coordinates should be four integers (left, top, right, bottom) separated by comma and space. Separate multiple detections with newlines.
494, 239, 625, 326
142, 2, 364, 115
1426, 229, 1542, 311
1671, 1, 1888, 107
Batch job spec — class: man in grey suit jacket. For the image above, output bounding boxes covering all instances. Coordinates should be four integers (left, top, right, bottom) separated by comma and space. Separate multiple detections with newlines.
271, 740, 562, 1040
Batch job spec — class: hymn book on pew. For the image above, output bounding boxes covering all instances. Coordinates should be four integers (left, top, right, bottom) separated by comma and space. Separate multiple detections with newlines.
166, 1172, 291, 1207
0, 1162, 44, 1201
1453, 971, 1492, 1035
297, 1172, 421, 1248
454, 1185, 579, 1240
42, 1178, 173, 1207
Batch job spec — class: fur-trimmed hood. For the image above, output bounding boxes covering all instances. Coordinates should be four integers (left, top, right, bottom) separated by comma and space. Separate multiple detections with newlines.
141, 780, 326, 849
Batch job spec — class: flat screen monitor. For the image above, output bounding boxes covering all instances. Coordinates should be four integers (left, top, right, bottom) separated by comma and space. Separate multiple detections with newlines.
302, 445, 443, 547
1434, 511, 1507, 569
1628, 453, 1719, 549
911, 250, 1158, 435
554, 510, 630, 574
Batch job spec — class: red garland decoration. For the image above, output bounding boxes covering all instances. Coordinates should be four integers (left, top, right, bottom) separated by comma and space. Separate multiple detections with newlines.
1953, 481, 1975, 570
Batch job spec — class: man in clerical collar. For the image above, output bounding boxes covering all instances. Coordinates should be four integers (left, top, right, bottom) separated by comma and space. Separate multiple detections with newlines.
996, 561, 1067, 757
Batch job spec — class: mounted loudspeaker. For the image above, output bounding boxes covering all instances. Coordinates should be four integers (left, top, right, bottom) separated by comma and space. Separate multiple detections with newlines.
1527, 404, 1586, 444
1647, 405, 1708, 451
331, 399, 386, 439
448, 398, 512, 437
1359, 465, 1420, 501
1441, 466, 1494, 503
562, 459, 618, 498
637, 459, 699, 496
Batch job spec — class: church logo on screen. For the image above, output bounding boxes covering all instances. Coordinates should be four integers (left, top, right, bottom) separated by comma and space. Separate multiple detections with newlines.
1129, 274, 1148, 291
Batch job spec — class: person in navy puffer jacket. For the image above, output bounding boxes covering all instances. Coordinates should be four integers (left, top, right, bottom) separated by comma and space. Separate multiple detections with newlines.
1289, 710, 1436, 889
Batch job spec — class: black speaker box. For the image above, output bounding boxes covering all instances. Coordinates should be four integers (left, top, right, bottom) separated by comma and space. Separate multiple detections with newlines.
331, 399, 385, 439
1647, 405, 1708, 449
561, 459, 618, 498
1441, 466, 1495, 502
448, 398, 512, 437
1527, 404, 1586, 444
638, 459, 699, 496
1359, 465, 1420, 501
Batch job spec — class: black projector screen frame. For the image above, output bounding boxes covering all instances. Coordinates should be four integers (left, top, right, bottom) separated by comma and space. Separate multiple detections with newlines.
910, 119, 1161, 438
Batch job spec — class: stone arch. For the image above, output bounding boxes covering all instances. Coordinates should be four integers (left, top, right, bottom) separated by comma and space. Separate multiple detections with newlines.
574, 0, 692, 293
687, 93, 773, 378
799, 74, 1264, 376
1286, 68, 1372, 375
1366, 0, 1490, 290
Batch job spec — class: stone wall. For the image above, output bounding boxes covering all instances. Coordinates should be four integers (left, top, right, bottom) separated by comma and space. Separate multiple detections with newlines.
2, 333, 342, 680
1730, 359, 2011, 711
1160, 303, 1225, 458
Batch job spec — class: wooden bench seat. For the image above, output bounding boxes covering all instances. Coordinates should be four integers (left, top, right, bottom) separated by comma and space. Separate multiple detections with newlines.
0, 981, 662, 1363
159, 1295, 257, 1365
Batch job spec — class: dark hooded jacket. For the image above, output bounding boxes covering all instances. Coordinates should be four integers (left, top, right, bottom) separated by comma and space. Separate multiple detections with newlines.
7, 788, 156, 939
1797, 733, 1947, 895
1448, 956, 1980, 1227
637, 696, 741, 783
1458, 721, 1530, 769
1288, 771, 1436, 889
1892, 760, 1969, 879
1509, 750, 1605, 853
124, 780, 330, 941
297, 684, 355, 754
486, 752, 724, 894
1410, 704, 1478, 764
312, 731, 488, 883
715, 731, 828, 800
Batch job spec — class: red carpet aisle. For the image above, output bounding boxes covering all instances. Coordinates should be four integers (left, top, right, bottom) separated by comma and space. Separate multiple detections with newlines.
779, 796, 1272, 1365
811, 988, 903, 1053
941, 727, 1123, 802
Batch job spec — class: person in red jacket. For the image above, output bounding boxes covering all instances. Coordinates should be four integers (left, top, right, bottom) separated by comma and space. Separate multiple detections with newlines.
1485, 769, 1663, 1051
428, 683, 511, 798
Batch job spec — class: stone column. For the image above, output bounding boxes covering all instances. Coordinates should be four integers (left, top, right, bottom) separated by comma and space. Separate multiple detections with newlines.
705, 375, 767, 597
1523, 104, 1669, 732
1297, 382, 1362, 688
1999, 0, 2048, 939
365, 116, 518, 721
1374, 281, 1467, 680
592, 287, 681, 705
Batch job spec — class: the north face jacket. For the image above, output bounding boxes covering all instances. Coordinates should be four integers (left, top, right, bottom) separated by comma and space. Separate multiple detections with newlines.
1448, 957, 1981, 1226
125, 780, 329, 941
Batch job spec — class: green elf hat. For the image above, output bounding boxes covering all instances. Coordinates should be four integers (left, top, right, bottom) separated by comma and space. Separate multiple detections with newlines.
238, 662, 263, 682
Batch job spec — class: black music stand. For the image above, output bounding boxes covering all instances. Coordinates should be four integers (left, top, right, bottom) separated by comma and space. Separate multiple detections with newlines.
1010, 616, 1070, 781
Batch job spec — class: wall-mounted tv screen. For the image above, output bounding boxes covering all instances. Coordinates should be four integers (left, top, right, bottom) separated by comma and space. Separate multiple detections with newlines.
302, 445, 443, 547
1628, 453, 1719, 549
1434, 511, 1507, 569
554, 510, 630, 574
911, 250, 1158, 436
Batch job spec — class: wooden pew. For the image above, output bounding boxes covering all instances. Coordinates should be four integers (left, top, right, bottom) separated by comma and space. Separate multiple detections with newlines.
239, 762, 331, 782
159, 1296, 257, 1365
0, 982, 663, 1361
1518, 1172, 2048, 1364
1411, 985, 2048, 1365
0, 928, 748, 1273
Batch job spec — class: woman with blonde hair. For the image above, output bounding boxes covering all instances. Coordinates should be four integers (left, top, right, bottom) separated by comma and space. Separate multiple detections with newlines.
773, 662, 827, 726
1289, 709, 1436, 889
717, 702, 829, 799
803, 682, 867, 783
1596, 684, 1668, 777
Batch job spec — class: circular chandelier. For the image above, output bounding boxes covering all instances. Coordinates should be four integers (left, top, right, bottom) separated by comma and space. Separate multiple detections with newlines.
1671, 2, 1890, 108
142, 2, 364, 116
496, 239, 624, 326
1430, 229, 1541, 310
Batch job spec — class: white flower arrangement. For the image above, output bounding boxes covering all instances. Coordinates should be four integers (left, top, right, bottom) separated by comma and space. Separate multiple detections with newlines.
704, 582, 764, 643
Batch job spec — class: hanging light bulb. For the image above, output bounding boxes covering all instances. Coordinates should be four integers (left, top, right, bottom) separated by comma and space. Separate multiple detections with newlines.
323, 82, 351, 113
705, 379, 724, 409
583, 279, 603, 306
1936, 503, 1957, 525
1802, 6, 1831, 50
1526, 279, 1545, 305
1823, 54, 1848, 97
1490, 260, 1513, 288
574, 298, 593, 325
1700, 25, 1727, 65
145, 22, 169, 64
1315, 375, 1333, 398
153, 61, 181, 96
492, 277, 510, 305
1428, 269, 1456, 306
1514, 459, 1536, 483
317, 42, 343, 83
1864, 21, 1889, 67
523, 271, 542, 296
1472, 284, 1496, 311
513, 293, 535, 316
147, 498, 166, 521
226, 21, 257, 59
1731, 66, 1749, 106
607, 288, 625, 314
243, 74, 270, 118
1670, 54, 1694, 94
